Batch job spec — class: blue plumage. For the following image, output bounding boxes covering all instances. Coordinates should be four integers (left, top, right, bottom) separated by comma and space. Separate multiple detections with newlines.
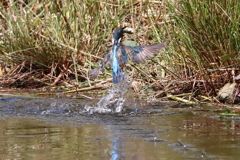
89, 27, 168, 84
112, 45, 124, 83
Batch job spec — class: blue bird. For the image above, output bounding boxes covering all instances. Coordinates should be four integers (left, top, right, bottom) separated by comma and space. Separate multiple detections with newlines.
90, 27, 168, 83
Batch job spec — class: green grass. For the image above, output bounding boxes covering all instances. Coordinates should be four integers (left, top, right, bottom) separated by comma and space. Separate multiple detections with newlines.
168, 0, 240, 79
0, 0, 168, 86
0, 0, 167, 81
166, 0, 240, 96
0, 0, 239, 100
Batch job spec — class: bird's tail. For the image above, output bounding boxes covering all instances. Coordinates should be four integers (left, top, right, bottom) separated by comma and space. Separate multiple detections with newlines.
112, 66, 124, 83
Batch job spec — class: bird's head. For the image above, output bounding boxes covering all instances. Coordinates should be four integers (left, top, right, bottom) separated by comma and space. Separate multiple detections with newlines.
112, 27, 134, 45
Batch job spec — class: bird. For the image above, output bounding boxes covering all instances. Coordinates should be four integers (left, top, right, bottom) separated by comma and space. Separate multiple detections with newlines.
89, 27, 168, 83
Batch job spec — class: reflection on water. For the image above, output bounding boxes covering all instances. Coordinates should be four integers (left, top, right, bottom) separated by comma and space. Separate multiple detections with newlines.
0, 95, 240, 159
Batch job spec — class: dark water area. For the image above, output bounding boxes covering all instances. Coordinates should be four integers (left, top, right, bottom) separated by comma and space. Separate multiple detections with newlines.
0, 86, 240, 159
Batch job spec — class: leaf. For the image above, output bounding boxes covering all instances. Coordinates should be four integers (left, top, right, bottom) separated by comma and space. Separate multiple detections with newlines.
225, 107, 231, 114
221, 54, 232, 62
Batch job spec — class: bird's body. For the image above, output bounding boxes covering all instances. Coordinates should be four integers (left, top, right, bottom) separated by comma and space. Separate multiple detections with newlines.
89, 27, 168, 83
112, 45, 124, 83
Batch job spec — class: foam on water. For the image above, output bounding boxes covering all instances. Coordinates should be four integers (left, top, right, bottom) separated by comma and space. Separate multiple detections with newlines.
84, 80, 134, 114
0, 79, 138, 115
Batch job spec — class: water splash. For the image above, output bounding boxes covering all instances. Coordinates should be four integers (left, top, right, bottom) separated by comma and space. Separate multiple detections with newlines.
84, 80, 134, 114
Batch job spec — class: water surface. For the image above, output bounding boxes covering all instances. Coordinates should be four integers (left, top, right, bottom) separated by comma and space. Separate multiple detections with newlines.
0, 92, 239, 159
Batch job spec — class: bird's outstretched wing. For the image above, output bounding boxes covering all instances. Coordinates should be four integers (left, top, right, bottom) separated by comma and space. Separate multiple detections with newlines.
100, 46, 129, 68
89, 41, 168, 80
88, 53, 110, 80
125, 41, 168, 64
89, 67, 101, 80
88, 45, 126, 80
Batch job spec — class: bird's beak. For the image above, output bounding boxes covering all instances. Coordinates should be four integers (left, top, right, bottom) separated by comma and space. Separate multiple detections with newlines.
122, 27, 134, 34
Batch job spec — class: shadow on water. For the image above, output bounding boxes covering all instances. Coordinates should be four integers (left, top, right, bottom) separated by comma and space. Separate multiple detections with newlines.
0, 83, 240, 159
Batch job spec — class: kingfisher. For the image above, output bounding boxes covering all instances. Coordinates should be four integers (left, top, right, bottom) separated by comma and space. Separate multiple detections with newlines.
90, 27, 168, 83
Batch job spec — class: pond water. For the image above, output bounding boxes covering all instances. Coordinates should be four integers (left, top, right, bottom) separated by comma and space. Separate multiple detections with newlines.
0, 85, 240, 159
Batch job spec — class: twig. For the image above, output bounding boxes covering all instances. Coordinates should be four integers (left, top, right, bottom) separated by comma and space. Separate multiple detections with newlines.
130, 64, 156, 82
152, 59, 183, 80
166, 94, 198, 105
46, 72, 63, 88
65, 79, 111, 93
